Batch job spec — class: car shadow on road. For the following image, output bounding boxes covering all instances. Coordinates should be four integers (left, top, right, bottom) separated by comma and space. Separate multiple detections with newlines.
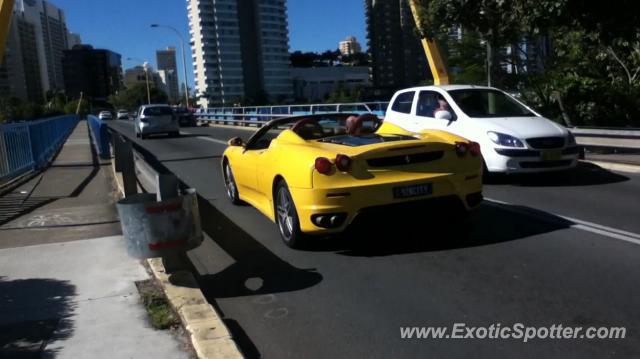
301, 200, 574, 257
121, 134, 324, 301
0, 277, 76, 358
483, 162, 629, 187
193, 195, 323, 299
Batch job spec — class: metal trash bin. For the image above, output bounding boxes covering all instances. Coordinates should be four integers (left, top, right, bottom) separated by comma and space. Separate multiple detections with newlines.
116, 188, 203, 258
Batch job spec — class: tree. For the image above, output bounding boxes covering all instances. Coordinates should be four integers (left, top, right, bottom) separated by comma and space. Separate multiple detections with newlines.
290, 51, 318, 67
340, 52, 370, 67
445, 31, 487, 85
0, 97, 47, 122
326, 83, 364, 103
64, 99, 89, 116
291, 49, 359, 68
109, 84, 168, 111
413, 0, 640, 126
319, 49, 341, 65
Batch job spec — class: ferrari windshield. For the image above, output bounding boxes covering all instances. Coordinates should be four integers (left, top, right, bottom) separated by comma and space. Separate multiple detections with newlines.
262, 114, 381, 141
448, 89, 534, 118
246, 114, 390, 150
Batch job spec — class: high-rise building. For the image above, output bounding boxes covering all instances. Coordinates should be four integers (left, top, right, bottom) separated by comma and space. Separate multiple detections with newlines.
339, 36, 362, 56
156, 47, 180, 104
365, 0, 429, 91
18, 0, 69, 92
158, 69, 179, 103
124, 66, 164, 91
67, 32, 81, 48
62, 45, 122, 100
187, 0, 293, 107
0, 11, 44, 102
0, 0, 71, 101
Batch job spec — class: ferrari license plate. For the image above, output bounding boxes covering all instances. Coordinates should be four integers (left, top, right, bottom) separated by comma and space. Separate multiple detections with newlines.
393, 183, 433, 199
540, 149, 562, 161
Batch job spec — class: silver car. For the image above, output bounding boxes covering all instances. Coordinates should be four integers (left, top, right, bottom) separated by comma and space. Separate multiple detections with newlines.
116, 109, 129, 120
135, 104, 180, 139
98, 111, 113, 120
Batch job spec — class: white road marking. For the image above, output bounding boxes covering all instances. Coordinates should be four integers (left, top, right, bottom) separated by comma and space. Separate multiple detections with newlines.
485, 198, 640, 246
181, 132, 228, 145
199, 137, 228, 145
201, 123, 261, 132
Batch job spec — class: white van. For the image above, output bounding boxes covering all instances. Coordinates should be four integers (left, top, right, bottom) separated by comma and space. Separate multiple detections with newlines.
384, 85, 579, 173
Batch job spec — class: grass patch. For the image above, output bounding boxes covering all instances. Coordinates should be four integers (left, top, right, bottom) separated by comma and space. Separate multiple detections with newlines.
135, 279, 180, 330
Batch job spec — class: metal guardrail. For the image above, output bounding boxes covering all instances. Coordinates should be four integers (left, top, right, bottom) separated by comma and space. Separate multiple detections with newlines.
195, 102, 389, 126
569, 127, 640, 150
0, 115, 79, 182
88, 115, 112, 159
194, 102, 639, 151
570, 127, 640, 139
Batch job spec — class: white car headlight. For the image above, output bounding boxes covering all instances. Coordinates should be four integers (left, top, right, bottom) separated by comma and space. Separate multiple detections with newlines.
487, 132, 525, 148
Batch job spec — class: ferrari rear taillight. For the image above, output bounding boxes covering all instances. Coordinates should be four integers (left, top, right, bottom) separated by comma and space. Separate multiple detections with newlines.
315, 157, 333, 175
335, 154, 352, 172
469, 142, 481, 157
455, 142, 468, 157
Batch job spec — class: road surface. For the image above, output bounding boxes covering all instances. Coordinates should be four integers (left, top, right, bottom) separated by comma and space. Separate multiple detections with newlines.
109, 120, 640, 358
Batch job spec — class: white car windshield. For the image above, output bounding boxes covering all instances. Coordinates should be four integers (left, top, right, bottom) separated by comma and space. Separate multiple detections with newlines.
448, 89, 534, 118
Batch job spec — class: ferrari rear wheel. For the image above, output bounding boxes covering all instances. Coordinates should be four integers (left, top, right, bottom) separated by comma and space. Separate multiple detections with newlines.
275, 181, 305, 249
223, 161, 242, 205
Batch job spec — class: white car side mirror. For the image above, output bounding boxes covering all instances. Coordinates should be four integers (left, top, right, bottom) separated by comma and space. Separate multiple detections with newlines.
435, 110, 453, 121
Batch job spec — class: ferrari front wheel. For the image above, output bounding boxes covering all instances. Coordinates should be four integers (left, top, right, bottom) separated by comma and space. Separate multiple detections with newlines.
223, 161, 242, 205
275, 181, 305, 249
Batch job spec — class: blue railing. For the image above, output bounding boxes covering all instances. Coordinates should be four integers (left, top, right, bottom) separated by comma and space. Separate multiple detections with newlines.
88, 115, 112, 159
195, 102, 389, 125
0, 115, 79, 183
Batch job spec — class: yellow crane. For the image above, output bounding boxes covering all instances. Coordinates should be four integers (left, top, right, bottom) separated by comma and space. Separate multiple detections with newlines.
407, 0, 450, 85
0, 0, 14, 65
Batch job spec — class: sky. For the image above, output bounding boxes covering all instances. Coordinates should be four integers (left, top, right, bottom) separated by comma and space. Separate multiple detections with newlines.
53, 0, 367, 88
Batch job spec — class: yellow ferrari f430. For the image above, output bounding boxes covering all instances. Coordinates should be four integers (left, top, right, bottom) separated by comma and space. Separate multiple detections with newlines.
221, 114, 483, 248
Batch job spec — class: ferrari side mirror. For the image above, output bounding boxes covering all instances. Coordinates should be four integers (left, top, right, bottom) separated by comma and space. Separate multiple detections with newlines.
228, 137, 244, 147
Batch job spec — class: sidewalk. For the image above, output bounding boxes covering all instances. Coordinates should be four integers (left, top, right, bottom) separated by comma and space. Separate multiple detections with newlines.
0, 120, 189, 358
0, 120, 120, 247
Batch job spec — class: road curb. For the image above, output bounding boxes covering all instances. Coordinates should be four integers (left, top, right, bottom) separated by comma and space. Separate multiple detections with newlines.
110, 157, 125, 198
110, 151, 243, 358
583, 160, 640, 174
147, 258, 244, 359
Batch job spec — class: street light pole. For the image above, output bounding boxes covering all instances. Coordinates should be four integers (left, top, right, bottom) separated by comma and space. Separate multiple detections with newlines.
143, 62, 151, 104
151, 24, 190, 108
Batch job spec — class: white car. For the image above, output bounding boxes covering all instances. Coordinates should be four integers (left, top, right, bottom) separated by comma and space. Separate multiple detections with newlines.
98, 111, 113, 121
116, 109, 129, 120
384, 85, 579, 173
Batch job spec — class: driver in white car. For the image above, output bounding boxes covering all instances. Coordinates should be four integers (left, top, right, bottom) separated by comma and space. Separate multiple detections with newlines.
433, 94, 451, 117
